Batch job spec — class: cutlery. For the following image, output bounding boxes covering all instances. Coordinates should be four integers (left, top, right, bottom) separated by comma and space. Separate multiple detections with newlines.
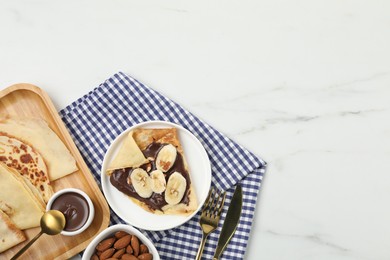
11, 210, 66, 260
213, 184, 243, 260
195, 188, 226, 260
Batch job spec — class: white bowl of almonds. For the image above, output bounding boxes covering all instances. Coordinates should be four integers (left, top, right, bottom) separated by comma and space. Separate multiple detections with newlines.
82, 224, 160, 260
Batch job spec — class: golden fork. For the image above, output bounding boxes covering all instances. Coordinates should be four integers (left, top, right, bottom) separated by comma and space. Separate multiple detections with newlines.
195, 188, 226, 260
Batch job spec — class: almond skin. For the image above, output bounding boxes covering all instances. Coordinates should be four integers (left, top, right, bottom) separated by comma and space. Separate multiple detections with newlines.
114, 234, 131, 249
91, 254, 99, 260
99, 248, 115, 260
121, 254, 138, 260
115, 231, 129, 239
112, 248, 126, 258
126, 245, 133, 254
138, 253, 153, 260
130, 235, 140, 256
96, 237, 116, 252
140, 244, 149, 254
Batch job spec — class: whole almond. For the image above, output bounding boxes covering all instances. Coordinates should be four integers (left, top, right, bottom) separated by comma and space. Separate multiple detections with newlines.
138, 253, 153, 260
126, 245, 133, 254
121, 254, 138, 260
99, 248, 115, 260
115, 231, 129, 239
130, 235, 140, 256
96, 237, 116, 252
91, 254, 99, 260
139, 244, 149, 254
114, 234, 131, 249
113, 248, 126, 258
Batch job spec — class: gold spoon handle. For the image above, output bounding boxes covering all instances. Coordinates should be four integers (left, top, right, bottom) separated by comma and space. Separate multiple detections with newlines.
11, 231, 43, 260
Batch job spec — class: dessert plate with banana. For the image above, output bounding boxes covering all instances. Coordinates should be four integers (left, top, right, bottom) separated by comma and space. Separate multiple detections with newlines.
101, 121, 211, 231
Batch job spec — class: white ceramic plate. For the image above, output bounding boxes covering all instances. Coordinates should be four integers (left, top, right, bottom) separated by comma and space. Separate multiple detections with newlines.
101, 121, 211, 231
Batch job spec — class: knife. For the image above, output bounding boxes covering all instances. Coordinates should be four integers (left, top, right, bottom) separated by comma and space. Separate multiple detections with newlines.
213, 184, 243, 260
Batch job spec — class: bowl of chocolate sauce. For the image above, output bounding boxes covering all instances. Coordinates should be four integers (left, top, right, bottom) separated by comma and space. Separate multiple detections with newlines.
46, 188, 95, 236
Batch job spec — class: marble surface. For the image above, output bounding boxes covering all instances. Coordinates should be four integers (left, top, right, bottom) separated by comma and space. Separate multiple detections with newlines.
1, 1, 390, 259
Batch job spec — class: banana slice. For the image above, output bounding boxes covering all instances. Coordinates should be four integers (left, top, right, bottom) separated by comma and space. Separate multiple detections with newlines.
156, 144, 177, 172
165, 172, 187, 205
150, 170, 167, 194
129, 168, 153, 198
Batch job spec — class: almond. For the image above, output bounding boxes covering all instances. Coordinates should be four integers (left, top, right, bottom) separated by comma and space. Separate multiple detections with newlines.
96, 237, 116, 252
140, 244, 149, 254
112, 248, 126, 258
126, 245, 133, 254
99, 248, 115, 260
130, 235, 140, 256
115, 231, 129, 239
114, 234, 131, 249
138, 253, 153, 260
91, 254, 99, 260
121, 254, 138, 260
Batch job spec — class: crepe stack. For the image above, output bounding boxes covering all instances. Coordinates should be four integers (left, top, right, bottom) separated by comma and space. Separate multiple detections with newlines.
0, 116, 78, 253
107, 128, 198, 216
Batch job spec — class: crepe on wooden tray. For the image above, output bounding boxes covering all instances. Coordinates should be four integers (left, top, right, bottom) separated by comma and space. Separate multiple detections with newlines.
0, 134, 53, 206
0, 163, 44, 230
107, 127, 198, 216
0, 117, 78, 181
0, 209, 26, 253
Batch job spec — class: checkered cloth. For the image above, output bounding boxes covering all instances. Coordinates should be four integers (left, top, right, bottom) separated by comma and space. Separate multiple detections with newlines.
59, 72, 266, 260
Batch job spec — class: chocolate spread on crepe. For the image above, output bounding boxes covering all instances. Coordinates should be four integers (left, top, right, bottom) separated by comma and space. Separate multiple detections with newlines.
110, 142, 191, 211
107, 128, 198, 215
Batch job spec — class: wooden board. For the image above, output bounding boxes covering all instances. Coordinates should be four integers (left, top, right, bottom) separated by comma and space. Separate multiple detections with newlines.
0, 84, 110, 259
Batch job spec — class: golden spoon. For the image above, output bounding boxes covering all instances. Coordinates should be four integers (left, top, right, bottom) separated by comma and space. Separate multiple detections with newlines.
11, 210, 66, 260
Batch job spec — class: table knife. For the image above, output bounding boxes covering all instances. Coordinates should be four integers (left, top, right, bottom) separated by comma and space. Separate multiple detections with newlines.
213, 184, 243, 260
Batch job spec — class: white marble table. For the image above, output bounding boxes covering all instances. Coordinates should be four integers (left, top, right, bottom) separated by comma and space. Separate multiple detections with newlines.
1, 1, 389, 259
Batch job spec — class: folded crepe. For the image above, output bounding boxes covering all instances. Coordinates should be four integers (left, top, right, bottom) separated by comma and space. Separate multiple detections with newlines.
0, 163, 44, 229
108, 127, 198, 216
0, 134, 53, 205
0, 117, 77, 181
0, 209, 26, 253
107, 131, 149, 173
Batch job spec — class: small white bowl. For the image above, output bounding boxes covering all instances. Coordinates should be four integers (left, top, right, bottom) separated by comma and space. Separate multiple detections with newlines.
46, 188, 95, 236
82, 224, 160, 260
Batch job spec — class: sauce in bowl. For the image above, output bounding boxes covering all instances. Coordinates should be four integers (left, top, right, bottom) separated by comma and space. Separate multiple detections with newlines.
51, 192, 90, 232
46, 188, 94, 236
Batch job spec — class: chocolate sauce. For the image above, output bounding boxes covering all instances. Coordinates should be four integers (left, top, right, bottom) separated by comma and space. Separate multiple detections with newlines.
110, 142, 191, 211
51, 192, 89, 232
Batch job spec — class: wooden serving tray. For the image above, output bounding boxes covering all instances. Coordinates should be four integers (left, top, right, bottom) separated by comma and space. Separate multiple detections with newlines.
0, 84, 110, 259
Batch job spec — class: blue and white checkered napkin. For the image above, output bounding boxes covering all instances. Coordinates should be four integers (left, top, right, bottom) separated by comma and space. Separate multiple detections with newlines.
59, 72, 266, 260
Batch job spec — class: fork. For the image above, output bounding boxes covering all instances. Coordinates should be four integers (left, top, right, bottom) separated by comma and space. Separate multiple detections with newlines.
195, 188, 226, 260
